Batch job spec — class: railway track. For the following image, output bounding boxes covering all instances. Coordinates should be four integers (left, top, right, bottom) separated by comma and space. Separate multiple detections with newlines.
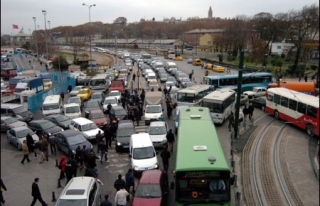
242, 120, 303, 206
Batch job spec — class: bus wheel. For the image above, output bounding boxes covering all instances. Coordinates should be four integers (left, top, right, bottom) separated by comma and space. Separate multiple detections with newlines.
274, 110, 279, 119
306, 124, 314, 137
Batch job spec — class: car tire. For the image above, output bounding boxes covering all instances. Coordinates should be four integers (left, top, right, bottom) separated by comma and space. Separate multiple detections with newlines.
274, 110, 279, 120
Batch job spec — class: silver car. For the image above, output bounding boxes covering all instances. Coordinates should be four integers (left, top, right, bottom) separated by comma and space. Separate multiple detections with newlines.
7, 126, 39, 150
70, 86, 85, 97
1, 116, 27, 132
147, 121, 168, 148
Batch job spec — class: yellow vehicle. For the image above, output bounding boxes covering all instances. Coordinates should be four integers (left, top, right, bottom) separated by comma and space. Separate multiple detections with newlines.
172, 56, 184, 61
213, 65, 225, 72
192, 59, 202, 66
204, 63, 213, 70
77, 88, 92, 101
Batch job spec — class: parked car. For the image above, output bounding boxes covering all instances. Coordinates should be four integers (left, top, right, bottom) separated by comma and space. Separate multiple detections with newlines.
159, 73, 168, 83
44, 114, 72, 130
204, 63, 213, 69
69, 86, 85, 97
54, 130, 92, 156
115, 120, 135, 152
132, 170, 169, 206
213, 65, 225, 72
109, 106, 128, 121
67, 96, 84, 111
249, 96, 266, 111
147, 121, 168, 148
88, 109, 108, 128
187, 58, 193, 64
192, 59, 202, 66
102, 97, 118, 113
6, 126, 39, 150
90, 91, 105, 105
28, 120, 64, 137
1, 116, 27, 132
172, 56, 183, 61
84, 100, 101, 118
77, 88, 92, 101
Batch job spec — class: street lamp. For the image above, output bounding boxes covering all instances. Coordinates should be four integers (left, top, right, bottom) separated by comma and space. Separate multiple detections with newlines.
42, 10, 49, 67
82, 2, 96, 69
32, 17, 39, 61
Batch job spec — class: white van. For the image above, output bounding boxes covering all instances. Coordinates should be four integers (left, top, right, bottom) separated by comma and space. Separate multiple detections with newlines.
165, 62, 178, 73
42, 95, 62, 116
154, 62, 164, 71
63, 103, 81, 119
144, 104, 163, 125
69, 117, 103, 140
146, 72, 156, 83
129, 133, 159, 176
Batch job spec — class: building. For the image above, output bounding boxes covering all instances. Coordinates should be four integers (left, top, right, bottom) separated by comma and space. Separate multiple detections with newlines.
270, 42, 295, 56
9, 28, 32, 46
208, 6, 213, 18
183, 29, 224, 51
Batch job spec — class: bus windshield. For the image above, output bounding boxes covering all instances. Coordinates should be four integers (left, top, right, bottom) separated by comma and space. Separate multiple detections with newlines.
202, 101, 223, 113
177, 93, 195, 103
90, 79, 106, 86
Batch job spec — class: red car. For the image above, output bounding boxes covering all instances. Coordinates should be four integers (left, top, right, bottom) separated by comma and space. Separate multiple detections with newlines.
132, 170, 168, 206
88, 109, 108, 128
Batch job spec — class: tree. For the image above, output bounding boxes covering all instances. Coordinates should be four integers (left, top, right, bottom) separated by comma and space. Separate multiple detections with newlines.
52, 55, 69, 71
22, 42, 31, 50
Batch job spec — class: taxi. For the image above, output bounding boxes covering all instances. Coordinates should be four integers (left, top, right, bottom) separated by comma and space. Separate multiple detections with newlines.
192, 59, 202, 66
213, 65, 225, 72
172, 56, 184, 61
204, 63, 213, 70
77, 87, 92, 101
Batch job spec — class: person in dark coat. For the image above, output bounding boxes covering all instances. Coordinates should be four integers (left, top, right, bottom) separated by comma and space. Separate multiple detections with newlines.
121, 95, 126, 108
65, 160, 73, 185
87, 151, 100, 177
67, 84, 72, 93
163, 87, 168, 97
166, 129, 175, 153
104, 126, 113, 148
114, 174, 126, 192
160, 145, 171, 173
96, 131, 103, 153
242, 105, 249, 122
166, 99, 173, 119
81, 145, 89, 168
26, 133, 35, 154
107, 103, 112, 114
75, 145, 83, 168
228, 112, 235, 132
140, 92, 145, 103
304, 75, 308, 82
134, 108, 142, 126
98, 138, 108, 163
99, 194, 112, 206
69, 154, 78, 177
125, 168, 135, 194
0, 179, 7, 204
248, 103, 254, 120
132, 73, 136, 81
60, 91, 65, 101
30, 178, 48, 206
48, 136, 56, 155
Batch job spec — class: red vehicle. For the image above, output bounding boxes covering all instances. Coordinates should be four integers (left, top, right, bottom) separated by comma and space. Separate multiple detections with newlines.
110, 80, 124, 93
88, 109, 108, 128
132, 170, 168, 206
1, 68, 17, 80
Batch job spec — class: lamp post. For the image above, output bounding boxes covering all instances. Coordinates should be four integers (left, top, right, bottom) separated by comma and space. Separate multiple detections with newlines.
42, 10, 49, 66
32, 17, 39, 61
82, 3, 96, 69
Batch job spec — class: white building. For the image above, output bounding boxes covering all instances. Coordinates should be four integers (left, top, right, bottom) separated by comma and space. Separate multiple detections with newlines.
270, 42, 295, 56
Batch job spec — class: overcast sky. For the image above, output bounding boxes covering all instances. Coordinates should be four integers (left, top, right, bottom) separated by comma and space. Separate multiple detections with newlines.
1, 0, 318, 35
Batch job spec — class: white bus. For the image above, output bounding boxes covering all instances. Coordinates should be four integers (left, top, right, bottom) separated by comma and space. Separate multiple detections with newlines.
168, 51, 176, 59
89, 74, 110, 91
177, 85, 213, 106
142, 53, 152, 64
201, 88, 236, 124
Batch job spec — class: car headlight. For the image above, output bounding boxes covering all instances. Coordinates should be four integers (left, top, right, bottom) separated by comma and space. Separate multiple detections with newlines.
153, 163, 159, 169
48, 132, 52, 136
117, 142, 121, 146
72, 150, 76, 154
134, 166, 139, 171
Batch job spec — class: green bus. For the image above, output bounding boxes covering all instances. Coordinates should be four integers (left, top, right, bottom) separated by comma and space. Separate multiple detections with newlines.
173, 107, 232, 205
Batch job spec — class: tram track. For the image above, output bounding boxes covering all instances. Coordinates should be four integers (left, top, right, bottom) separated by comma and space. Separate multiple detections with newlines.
242, 119, 303, 206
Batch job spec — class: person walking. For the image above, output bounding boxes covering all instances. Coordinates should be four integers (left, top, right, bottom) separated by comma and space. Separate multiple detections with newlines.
67, 84, 72, 93
60, 91, 65, 102
160, 145, 171, 173
65, 160, 73, 185
132, 73, 136, 81
248, 103, 254, 120
75, 145, 83, 169
104, 126, 113, 149
134, 108, 141, 126
228, 112, 235, 132
311, 74, 315, 82
48, 135, 56, 155
81, 145, 89, 170
38, 139, 45, 163
140, 91, 145, 103
121, 95, 126, 109
30, 178, 48, 206
0, 179, 7, 204
304, 75, 308, 82
58, 156, 67, 180
100, 194, 112, 206
87, 151, 100, 177
125, 169, 135, 195
114, 174, 126, 192
26, 133, 35, 155
242, 105, 249, 122
99, 138, 108, 163
42, 136, 49, 161
189, 72, 193, 80
21, 140, 31, 164
114, 185, 129, 206
69, 154, 78, 177
107, 103, 112, 114
166, 99, 173, 119
96, 131, 103, 153
166, 129, 175, 153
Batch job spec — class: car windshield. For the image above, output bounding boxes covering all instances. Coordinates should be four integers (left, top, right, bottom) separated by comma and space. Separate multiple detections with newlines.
17, 128, 34, 138
86, 102, 99, 109
55, 115, 69, 122
73, 87, 82, 91
68, 134, 86, 145
55, 199, 87, 206
91, 94, 102, 99
133, 146, 155, 159
68, 98, 81, 104
78, 90, 88, 94
4, 117, 18, 124
160, 74, 168, 77
110, 91, 120, 96
82, 123, 97, 131
104, 98, 117, 105
135, 184, 162, 198
117, 128, 135, 137
66, 106, 80, 113
43, 104, 59, 110
12, 106, 26, 113
91, 113, 105, 119
40, 121, 56, 130
148, 126, 166, 135
146, 106, 161, 113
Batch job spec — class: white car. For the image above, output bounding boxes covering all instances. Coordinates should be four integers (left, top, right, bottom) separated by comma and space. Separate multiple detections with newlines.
108, 90, 121, 102
243, 87, 267, 99
147, 121, 168, 148
6, 126, 39, 150
102, 97, 118, 113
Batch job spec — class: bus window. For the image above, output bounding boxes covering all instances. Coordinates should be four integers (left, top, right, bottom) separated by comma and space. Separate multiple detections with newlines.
288, 99, 297, 110
281, 97, 288, 107
274, 94, 280, 104
297, 102, 307, 114
306, 105, 317, 118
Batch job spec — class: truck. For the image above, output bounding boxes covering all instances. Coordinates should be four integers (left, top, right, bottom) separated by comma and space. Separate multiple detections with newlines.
1, 68, 17, 80
144, 91, 163, 125
14, 77, 44, 95
9, 76, 28, 90
109, 80, 125, 93
70, 71, 91, 86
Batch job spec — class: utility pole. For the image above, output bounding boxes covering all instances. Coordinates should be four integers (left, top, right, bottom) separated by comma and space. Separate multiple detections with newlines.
234, 50, 244, 139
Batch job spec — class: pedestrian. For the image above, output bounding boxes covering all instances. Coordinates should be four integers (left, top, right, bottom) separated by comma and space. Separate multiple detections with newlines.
160, 145, 171, 173
0, 179, 7, 204
228, 112, 235, 132
21, 140, 31, 164
166, 98, 173, 119
40, 61, 43, 66
163, 87, 168, 97
243, 105, 249, 122
134, 108, 141, 126
132, 73, 136, 81
239, 109, 244, 123
311, 74, 315, 82
98, 138, 108, 163
38, 139, 45, 163
45, 64, 48, 72
30, 178, 48, 206
65, 160, 73, 185
60, 91, 65, 102
166, 129, 175, 153
42, 136, 49, 161
114, 185, 129, 206
84, 164, 97, 178
304, 75, 308, 82
205, 70, 209, 76
75, 145, 83, 168
114, 174, 126, 192
26, 132, 35, 155
104, 126, 113, 148
87, 151, 100, 177
134, 95, 140, 106
248, 103, 254, 119
189, 72, 193, 80
125, 169, 135, 195
96, 130, 103, 153
68, 154, 78, 177
121, 95, 126, 109
100, 194, 112, 206
48, 135, 56, 155
107, 103, 112, 114
58, 156, 67, 180
67, 84, 72, 93
81, 145, 89, 169
298, 72, 302, 82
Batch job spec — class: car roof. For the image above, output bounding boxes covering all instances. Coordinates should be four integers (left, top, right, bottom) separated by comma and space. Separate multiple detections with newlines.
1, 116, 11, 120
92, 91, 102, 95
30, 120, 50, 124
139, 170, 163, 184
59, 177, 96, 199
149, 121, 166, 127
89, 109, 103, 114
58, 130, 82, 137
69, 96, 81, 100
118, 120, 134, 129
11, 126, 31, 132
